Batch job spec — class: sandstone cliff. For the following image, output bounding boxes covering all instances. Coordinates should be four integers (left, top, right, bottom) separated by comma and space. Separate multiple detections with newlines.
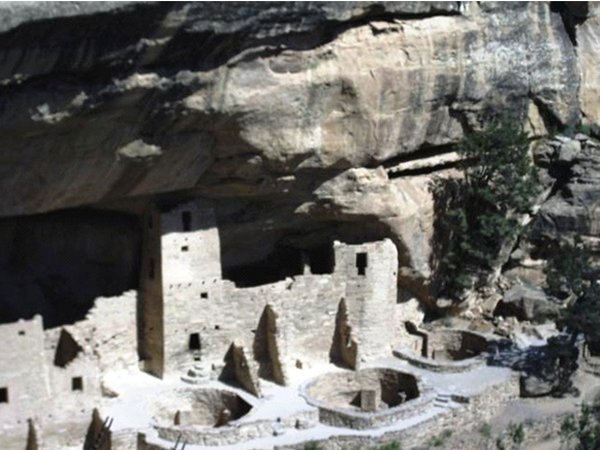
0, 1, 598, 315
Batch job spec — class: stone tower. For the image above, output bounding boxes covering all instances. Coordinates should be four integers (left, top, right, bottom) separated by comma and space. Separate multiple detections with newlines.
139, 200, 221, 377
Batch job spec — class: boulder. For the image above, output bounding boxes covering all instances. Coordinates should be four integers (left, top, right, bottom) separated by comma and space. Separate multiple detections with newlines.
495, 285, 559, 322
520, 372, 555, 397
557, 139, 581, 163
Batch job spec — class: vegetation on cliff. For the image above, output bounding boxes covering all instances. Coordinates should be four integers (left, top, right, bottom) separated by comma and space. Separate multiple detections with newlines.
434, 120, 540, 299
545, 237, 600, 346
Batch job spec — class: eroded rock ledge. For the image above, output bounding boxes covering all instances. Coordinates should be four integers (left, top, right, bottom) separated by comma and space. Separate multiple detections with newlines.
0, 1, 597, 310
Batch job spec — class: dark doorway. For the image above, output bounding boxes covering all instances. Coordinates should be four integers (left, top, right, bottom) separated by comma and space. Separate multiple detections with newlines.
356, 252, 368, 276
0, 387, 8, 403
189, 333, 201, 351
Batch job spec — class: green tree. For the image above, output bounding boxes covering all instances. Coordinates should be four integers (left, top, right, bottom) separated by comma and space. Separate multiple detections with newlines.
545, 237, 600, 344
544, 238, 600, 396
560, 399, 600, 450
434, 120, 540, 298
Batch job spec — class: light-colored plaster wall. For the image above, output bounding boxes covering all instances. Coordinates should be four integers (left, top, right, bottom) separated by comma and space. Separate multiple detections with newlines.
86, 291, 138, 371
159, 234, 398, 383
147, 202, 401, 380
0, 316, 50, 424
160, 201, 221, 284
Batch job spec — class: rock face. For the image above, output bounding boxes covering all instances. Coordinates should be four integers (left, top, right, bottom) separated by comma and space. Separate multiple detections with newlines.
577, 3, 600, 123
533, 134, 600, 241
495, 285, 559, 323
0, 2, 597, 311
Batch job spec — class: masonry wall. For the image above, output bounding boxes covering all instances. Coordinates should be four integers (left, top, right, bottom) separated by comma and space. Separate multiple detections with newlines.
161, 239, 398, 384
0, 316, 50, 424
160, 201, 221, 284
334, 240, 398, 367
86, 291, 138, 371
153, 200, 400, 383
162, 275, 345, 379
0, 315, 104, 450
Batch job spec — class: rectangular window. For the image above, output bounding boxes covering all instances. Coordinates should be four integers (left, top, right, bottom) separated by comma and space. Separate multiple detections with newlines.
200, 292, 208, 299
0, 387, 7, 403
182, 211, 192, 231
181, 246, 189, 252
72, 377, 83, 391
356, 252, 368, 276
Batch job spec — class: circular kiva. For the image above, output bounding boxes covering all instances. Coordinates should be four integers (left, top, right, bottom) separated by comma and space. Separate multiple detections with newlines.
301, 367, 435, 429
394, 328, 489, 373
152, 387, 252, 428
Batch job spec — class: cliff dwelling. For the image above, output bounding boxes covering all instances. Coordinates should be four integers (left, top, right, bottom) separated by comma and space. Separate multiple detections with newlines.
0, 197, 554, 449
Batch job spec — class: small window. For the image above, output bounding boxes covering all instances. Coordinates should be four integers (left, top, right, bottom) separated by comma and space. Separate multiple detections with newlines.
201, 292, 208, 299
182, 211, 192, 231
181, 246, 189, 252
149, 258, 155, 280
356, 252, 368, 276
71, 377, 83, 391
18, 330, 25, 336
189, 333, 201, 351
0, 387, 8, 403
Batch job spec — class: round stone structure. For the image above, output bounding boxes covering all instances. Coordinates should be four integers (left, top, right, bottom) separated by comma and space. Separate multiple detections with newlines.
152, 387, 252, 428
301, 367, 435, 429
394, 328, 489, 372
152, 387, 261, 446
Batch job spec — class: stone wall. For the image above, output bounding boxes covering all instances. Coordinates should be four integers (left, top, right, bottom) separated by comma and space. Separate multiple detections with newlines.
159, 237, 398, 387
160, 201, 222, 284
0, 315, 101, 449
0, 316, 49, 424
161, 275, 345, 380
148, 201, 400, 384
276, 374, 520, 450
334, 240, 398, 367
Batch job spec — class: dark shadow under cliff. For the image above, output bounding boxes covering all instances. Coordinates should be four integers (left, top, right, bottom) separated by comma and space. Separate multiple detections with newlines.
0, 208, 140, 328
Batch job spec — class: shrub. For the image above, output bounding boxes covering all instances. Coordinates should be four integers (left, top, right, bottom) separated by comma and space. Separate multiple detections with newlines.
545, 237, 600, 344
560, 399, 600, 450
479, 422, 492, 438
374, 441, 402, 450
303, 443, 322, 450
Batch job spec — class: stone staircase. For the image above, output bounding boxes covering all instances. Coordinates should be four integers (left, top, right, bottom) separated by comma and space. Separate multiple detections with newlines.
181, 363, 211, 384
433, 393, 453, 409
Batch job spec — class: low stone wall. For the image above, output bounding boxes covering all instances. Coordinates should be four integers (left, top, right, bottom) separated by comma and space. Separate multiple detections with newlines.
300, 368, 435, 430
154, 409, 317, 447
277, 374, 520, 450
393, 347, 485, 373
582, 343, 600, 376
